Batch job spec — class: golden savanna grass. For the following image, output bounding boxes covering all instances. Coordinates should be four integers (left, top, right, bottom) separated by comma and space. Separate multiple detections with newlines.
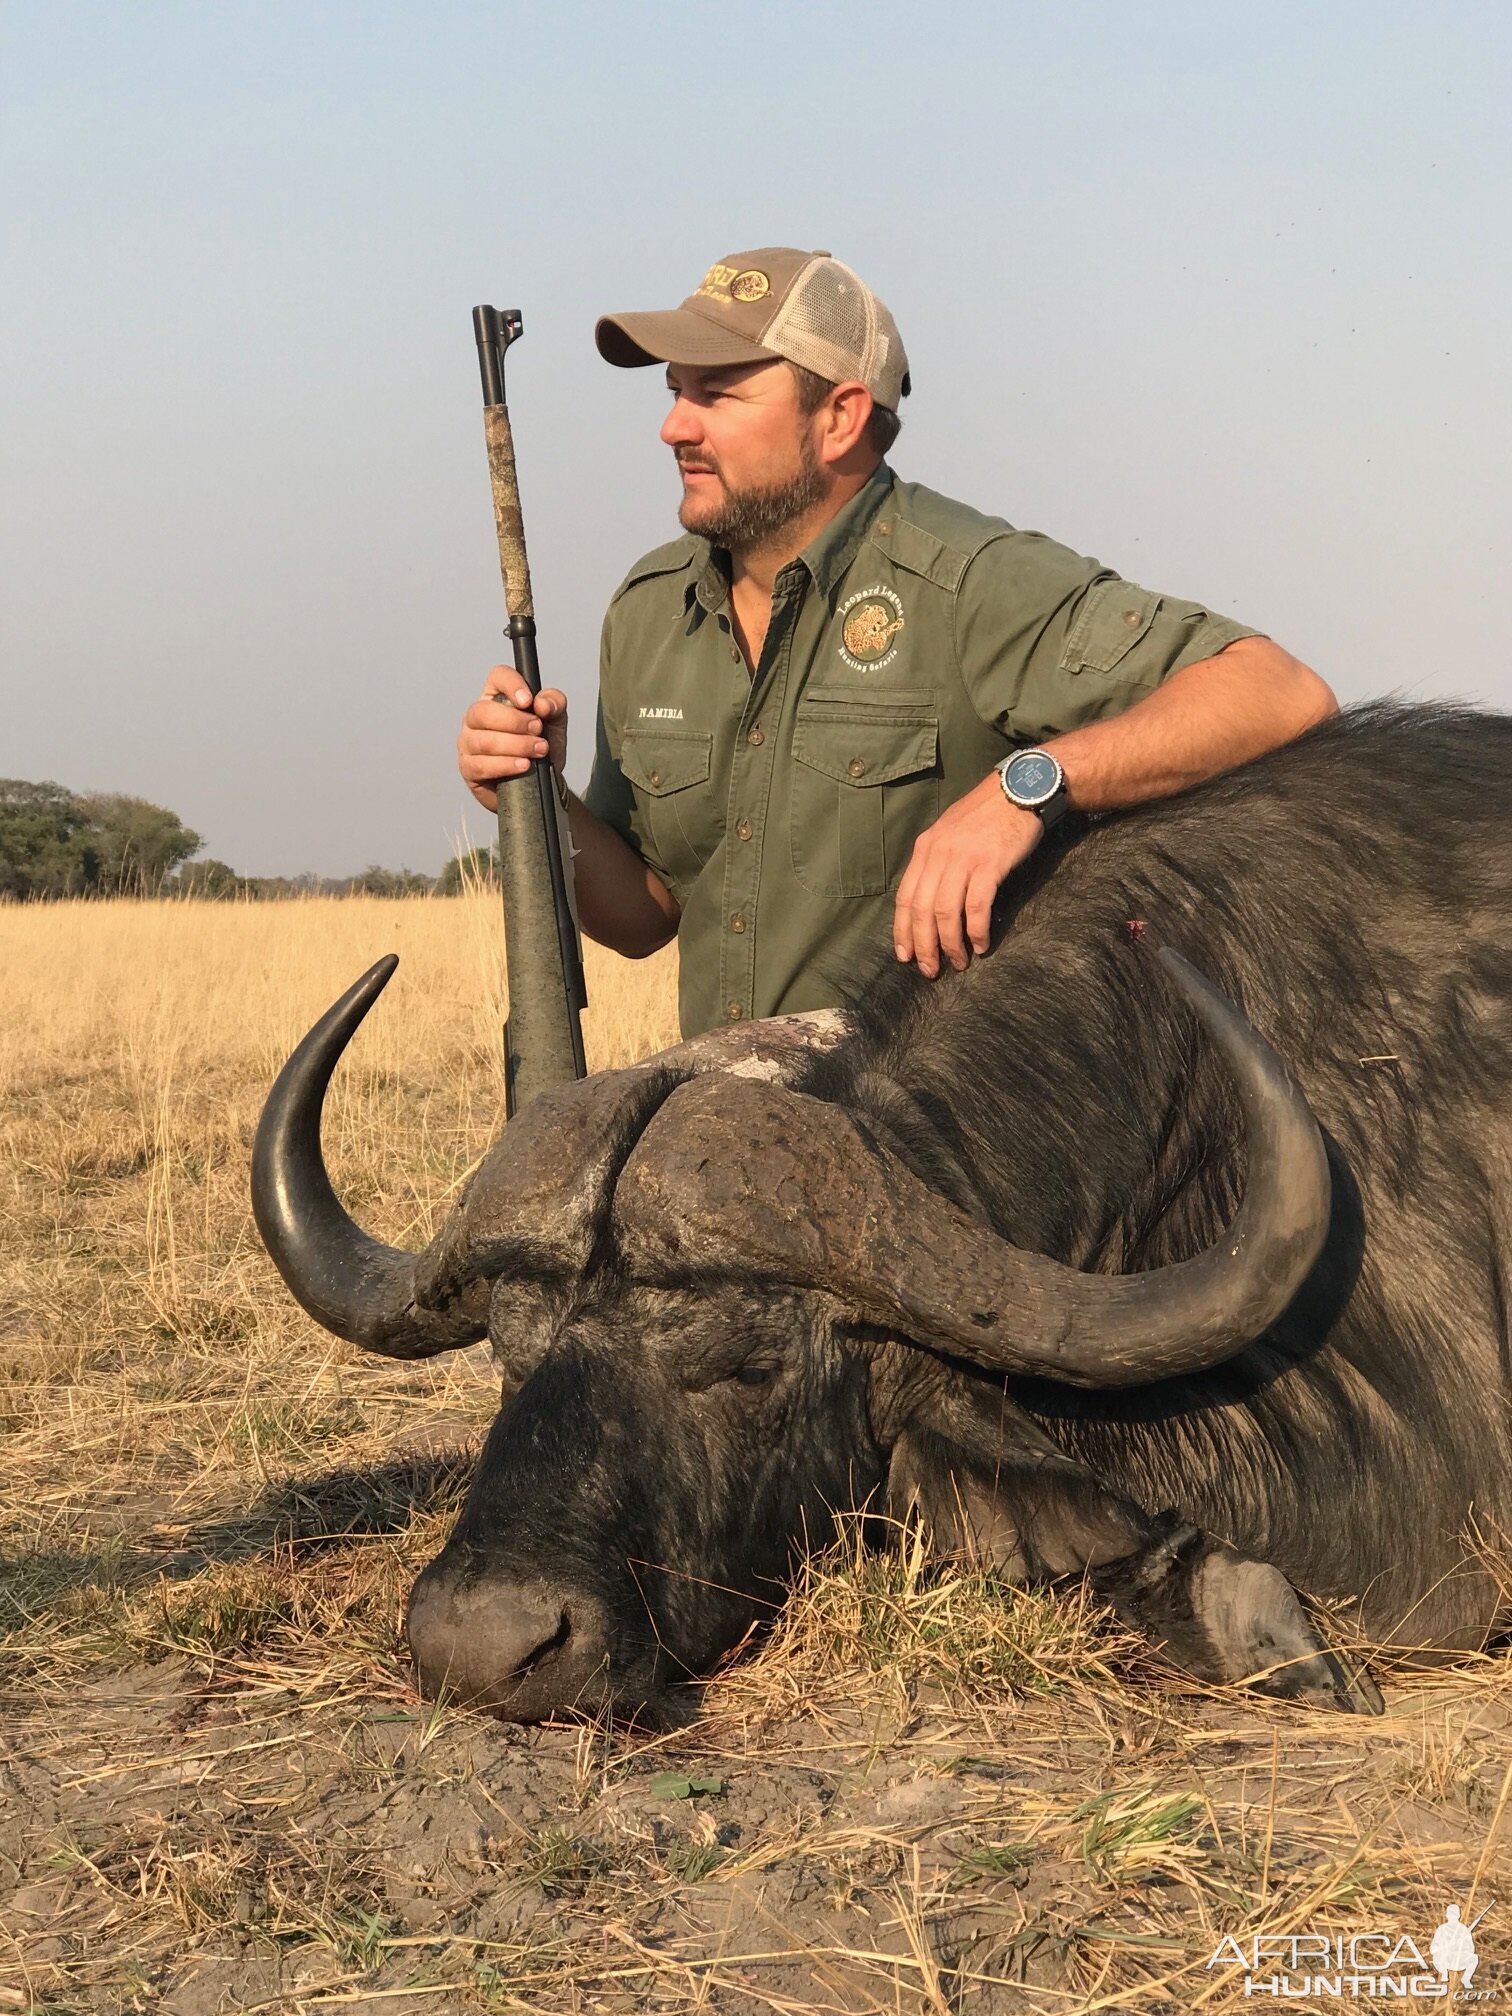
2, 895, 1511, 2014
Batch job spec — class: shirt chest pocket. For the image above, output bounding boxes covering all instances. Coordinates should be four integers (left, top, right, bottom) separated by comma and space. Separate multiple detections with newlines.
790, 700, 939, 898
619, 729, 717, 891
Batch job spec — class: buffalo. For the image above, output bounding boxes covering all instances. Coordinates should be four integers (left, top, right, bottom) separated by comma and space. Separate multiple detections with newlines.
253, 703, 1511, 1722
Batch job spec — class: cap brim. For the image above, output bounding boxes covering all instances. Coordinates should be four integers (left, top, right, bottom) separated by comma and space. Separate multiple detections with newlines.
595, 308, 778, 371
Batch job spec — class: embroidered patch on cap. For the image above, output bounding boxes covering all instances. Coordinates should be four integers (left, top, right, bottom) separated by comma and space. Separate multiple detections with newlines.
838, 586, 906, 672
696, 263, 771, 306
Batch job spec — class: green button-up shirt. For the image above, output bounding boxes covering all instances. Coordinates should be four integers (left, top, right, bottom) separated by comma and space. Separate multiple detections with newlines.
583, 463, 1256, 1037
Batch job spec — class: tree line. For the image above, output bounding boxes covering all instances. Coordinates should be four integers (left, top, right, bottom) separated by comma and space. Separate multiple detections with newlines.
0, 780, 494, 901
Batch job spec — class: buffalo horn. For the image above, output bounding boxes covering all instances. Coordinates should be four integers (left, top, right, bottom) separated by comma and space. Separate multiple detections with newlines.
252, 962, 857, 1357
251, 958, 492, 1356
614, 949, 1331, 1387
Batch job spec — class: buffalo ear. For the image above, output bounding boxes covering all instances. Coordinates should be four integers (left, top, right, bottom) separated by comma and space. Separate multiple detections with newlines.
884, 1425, 1030, 1582
881, 1398, 1157, 1584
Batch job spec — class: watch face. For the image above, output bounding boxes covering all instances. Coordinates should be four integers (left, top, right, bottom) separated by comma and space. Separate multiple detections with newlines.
1006, 751, 1061, 806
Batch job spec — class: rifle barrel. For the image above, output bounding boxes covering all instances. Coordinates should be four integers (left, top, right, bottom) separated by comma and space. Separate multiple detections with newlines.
473, 303, 587, 1111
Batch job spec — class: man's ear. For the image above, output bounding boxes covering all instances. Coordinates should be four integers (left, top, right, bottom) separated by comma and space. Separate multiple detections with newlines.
816, 380, 874, 468
885, 1424, 1031, 1581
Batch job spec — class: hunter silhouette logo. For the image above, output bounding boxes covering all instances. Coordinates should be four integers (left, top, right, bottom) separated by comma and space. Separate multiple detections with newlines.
1432, 1903, 1489, 1989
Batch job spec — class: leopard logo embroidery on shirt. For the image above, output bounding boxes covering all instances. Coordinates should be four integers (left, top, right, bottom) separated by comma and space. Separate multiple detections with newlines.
838, 585, 906, 672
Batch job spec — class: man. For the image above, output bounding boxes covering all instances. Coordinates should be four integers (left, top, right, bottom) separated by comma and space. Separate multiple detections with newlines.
1429, 1904, 1480, 1988
458, 247, 1336, 1038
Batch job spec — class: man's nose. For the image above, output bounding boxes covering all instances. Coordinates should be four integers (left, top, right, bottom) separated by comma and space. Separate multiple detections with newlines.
660, 396, 701, 449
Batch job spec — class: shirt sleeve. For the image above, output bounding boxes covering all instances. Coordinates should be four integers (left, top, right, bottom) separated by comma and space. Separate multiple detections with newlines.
579, 697, 640, 845
953, 530, 1260, 747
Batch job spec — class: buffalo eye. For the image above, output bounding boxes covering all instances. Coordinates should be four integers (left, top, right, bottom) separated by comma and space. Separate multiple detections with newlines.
733, 1361, 778, 1388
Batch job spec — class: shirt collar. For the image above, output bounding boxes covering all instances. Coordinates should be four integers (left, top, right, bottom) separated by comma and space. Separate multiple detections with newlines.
687, 462, 897, 613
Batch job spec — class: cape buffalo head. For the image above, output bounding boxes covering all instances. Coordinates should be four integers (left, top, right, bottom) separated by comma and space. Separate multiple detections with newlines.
251, 951, 1330, 1722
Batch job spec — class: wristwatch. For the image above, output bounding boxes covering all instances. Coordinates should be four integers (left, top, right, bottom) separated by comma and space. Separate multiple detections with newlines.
995, 747, 1070, 831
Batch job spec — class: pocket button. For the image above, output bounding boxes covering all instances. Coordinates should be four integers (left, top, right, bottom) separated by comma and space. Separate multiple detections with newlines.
847, 757, 866, 777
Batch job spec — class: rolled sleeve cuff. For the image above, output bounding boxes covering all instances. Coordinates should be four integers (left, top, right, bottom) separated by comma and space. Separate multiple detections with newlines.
1171, 612, 1262, 673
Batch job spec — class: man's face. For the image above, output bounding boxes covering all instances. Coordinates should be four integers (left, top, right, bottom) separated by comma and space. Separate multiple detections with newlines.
660, 360, 827, 552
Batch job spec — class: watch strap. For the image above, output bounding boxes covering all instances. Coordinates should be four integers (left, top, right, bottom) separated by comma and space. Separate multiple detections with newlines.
1031, 784, 1071, 832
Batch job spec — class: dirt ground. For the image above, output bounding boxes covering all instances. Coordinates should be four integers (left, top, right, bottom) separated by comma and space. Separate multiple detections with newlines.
3, 898, 1510, 2013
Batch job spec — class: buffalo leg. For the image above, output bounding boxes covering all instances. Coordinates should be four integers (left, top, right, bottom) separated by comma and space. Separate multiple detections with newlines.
1089, 1511, 1383, 1714
887, 1420, 1381, 1713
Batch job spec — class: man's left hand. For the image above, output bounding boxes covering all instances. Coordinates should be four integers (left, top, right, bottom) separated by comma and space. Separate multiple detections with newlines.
893, 775, 1043, 978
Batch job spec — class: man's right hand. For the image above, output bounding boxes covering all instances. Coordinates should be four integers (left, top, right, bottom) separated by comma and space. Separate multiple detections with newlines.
457, 665, 569, 812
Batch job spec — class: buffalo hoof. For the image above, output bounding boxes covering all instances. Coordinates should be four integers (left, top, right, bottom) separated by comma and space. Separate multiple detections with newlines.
1092, 1516, 1384, 1715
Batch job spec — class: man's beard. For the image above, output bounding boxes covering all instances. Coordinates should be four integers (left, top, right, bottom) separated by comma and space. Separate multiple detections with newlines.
676, 437, 826, 553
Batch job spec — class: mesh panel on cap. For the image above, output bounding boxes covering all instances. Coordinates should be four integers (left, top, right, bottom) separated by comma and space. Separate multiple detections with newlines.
765, 258, 885, 397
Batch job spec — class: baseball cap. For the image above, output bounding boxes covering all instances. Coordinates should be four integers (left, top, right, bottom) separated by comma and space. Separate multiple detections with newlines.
596, 247, 911, 410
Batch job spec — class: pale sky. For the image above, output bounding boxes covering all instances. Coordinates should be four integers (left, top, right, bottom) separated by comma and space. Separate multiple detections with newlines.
3, 1, 1508, 877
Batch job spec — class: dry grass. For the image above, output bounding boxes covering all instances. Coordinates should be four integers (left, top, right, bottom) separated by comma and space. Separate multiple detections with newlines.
2, 896, 1511, 2014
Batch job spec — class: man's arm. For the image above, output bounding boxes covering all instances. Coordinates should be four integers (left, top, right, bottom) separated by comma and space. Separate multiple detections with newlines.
563, 789, 681, 957
1034, 635, 1337, 809
458, 667, 681, 959
894, 637, 1337, 978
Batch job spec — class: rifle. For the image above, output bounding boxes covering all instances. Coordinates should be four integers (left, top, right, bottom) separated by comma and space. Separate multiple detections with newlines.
472, 304, 588, 1113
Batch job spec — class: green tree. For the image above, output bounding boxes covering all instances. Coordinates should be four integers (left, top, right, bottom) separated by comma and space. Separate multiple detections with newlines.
76, 793, 202, 895
435, 846, 499, 896
175, 858, 242, 899
0, 779, 100, 898
348, 864, 434, 897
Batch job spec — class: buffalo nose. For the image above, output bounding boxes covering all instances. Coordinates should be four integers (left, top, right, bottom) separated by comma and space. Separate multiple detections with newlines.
405, 1566, 612, 1718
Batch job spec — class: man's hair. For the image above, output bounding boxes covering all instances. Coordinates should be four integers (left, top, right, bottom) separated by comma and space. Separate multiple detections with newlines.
788, 362, 902, 457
